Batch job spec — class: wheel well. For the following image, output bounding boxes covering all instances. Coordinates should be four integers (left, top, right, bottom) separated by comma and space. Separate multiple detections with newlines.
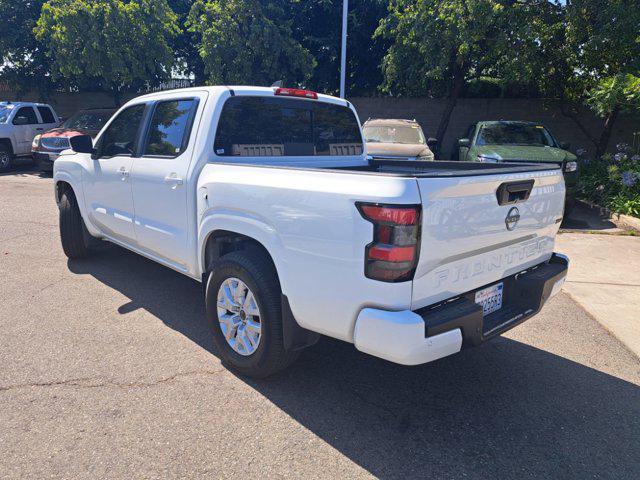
203, 230, 277, 278
203, 230, 319, 351
55, 181, 73, 204
0, 138, 13, 155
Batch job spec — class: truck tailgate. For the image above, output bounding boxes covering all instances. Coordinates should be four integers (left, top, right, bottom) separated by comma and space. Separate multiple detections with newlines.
411, 168, 565, 310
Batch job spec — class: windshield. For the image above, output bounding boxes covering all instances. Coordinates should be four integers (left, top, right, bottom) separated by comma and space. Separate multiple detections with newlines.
64, 111, 113, 131
476, 123, 556, 147
363, 125, 425, 144
0, 106, 12, 123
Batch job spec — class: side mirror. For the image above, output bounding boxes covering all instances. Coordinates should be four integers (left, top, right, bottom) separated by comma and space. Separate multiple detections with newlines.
426, 137, 438, 148
559, 141, 570, 150
70, 135, 95, 154
13, 116, 29, 125
458, 138, 470, 148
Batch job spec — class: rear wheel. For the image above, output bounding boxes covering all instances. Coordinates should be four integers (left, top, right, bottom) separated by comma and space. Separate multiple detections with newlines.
59, 189, 91, 259
205, 250, 299, 378
0, 144, 12, 173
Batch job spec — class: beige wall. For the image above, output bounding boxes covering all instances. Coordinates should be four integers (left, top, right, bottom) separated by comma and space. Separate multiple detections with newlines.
4, 90, 639, 158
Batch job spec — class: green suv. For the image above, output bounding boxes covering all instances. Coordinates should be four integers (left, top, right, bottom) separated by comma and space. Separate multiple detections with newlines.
456, 121, 578, 202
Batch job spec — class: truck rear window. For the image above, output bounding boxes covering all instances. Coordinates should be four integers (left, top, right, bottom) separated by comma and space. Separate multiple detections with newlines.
214, 96, 363, 157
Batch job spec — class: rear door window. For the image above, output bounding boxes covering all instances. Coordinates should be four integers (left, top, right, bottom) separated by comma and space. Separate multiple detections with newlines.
214, 96, 363, 157
37, 106, 56, 124
143, 99, 196, 158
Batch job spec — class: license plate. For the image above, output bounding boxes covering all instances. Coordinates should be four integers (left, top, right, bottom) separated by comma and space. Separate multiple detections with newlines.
475, 283, 503, 316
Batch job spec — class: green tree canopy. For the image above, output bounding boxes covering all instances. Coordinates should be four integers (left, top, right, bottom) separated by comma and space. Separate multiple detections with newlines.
0, 0, 53, 94
35, 0, 180, 104
511, 0, 640, 155
376, 0, 525, 150
187, 0, 315, 87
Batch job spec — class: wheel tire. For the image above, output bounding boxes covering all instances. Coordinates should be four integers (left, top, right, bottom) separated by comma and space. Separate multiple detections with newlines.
0, 144, 12, 173
205, 250, 299, 378
59, 189, 91, 259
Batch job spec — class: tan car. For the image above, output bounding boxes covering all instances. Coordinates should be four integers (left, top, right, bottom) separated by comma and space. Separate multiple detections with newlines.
362, 118, 437, 161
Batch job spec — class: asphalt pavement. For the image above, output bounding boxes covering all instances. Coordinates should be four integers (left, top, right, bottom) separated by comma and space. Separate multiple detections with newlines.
1, 166, 639, 479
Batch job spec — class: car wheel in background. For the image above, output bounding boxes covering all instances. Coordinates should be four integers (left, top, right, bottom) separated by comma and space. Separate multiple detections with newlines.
205, 250, 299, 378
0, 145, 12, 172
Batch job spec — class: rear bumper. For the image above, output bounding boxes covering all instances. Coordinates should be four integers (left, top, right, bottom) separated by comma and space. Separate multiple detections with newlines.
353, 253, 569, 365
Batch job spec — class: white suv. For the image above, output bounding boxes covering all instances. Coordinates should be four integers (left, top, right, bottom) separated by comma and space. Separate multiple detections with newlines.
0, 101, 60, 172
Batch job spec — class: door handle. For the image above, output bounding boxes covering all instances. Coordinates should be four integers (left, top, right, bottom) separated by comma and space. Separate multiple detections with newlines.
118, 166, 130, 179
164, 173, 183, 187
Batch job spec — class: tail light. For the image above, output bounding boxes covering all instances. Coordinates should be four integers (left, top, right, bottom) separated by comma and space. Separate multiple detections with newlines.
357, 203, 421, 282
274, 88, 318, 100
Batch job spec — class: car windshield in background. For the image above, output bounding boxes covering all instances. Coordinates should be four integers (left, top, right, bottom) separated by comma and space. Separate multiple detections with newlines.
363, 125, 425, 144
0, 106, 12, 123
215, 96, 363, 157
476, 123, 556, 147
63, 111, 113, 131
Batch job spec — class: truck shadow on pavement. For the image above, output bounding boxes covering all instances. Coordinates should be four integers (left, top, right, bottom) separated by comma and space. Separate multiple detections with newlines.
68, 245, 640, 480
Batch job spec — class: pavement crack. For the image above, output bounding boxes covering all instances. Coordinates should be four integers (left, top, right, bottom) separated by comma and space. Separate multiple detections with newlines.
0, 369, 227, 393
567, 280, 640, 287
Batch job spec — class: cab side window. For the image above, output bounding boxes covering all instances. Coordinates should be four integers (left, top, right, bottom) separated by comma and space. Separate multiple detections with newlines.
13, 107, 39, 125
143, 99, 195, 158
98, 104, 146, 158
37, 106, 56, 124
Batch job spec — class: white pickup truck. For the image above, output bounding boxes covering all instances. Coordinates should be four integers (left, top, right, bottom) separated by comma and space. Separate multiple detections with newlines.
54, 86, 568, 377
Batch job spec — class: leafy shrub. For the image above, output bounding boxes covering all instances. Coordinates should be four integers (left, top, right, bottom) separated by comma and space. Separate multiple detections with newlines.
577, 144, 640, 217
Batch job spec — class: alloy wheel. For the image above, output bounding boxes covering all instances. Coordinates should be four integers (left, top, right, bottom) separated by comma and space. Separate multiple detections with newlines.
216, 277, 262, 356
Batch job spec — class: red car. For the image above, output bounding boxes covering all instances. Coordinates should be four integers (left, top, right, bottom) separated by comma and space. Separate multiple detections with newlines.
32, 108, 115, 172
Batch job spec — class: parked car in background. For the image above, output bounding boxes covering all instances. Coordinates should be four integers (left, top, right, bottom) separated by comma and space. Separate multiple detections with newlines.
54, 86, 568, 378
363, 118, 437, 161
456, 121, 578, 208
32, 108, 116, 172
0, 101, 60, 172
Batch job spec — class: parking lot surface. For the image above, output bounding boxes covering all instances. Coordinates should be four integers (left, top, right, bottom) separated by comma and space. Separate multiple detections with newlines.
1, 168, 639, 479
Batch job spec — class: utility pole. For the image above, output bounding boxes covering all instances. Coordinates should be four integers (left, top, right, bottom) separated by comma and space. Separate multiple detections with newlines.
340, 0, 349, 99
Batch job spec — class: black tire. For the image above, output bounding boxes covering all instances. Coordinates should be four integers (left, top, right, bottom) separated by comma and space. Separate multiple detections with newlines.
59, 189, 91, 259
205, 250, 299, 378
0, 144, 12, 173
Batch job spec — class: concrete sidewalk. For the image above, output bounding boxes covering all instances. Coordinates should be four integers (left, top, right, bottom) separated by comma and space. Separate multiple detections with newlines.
556, 232, 640, 357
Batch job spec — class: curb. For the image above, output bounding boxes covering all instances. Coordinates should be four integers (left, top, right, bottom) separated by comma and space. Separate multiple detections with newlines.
576, 198, 640, 233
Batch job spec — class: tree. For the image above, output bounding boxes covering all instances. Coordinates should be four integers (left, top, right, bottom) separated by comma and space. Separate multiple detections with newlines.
511, 0, 640, 156
35, 0, 180, 105
187, 0, 315, 87
376, 0, 521, 153
284, 0, 389, 96
167, 0, 206, 85
0, 0, 54, 96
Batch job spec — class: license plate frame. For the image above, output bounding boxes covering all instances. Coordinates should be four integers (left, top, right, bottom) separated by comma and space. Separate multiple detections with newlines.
475, 282, 504, 316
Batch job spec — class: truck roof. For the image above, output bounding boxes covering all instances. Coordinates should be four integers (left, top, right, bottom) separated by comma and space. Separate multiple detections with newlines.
0, 101, 53, 108
132, 86, 350, 108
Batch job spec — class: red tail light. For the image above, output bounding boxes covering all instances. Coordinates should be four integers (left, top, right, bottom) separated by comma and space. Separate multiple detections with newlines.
357, 203, 421, 282
274, 87, 318, 100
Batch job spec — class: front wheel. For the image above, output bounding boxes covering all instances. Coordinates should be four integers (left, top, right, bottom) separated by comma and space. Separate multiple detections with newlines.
0, 144, 12, 173
59, 189, 91, 259
205, 250, 299, 378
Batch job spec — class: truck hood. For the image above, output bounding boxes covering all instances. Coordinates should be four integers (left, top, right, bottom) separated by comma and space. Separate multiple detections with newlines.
475, 145, 575, 163
367, 143, 434, 159
42, 127, 99, 139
